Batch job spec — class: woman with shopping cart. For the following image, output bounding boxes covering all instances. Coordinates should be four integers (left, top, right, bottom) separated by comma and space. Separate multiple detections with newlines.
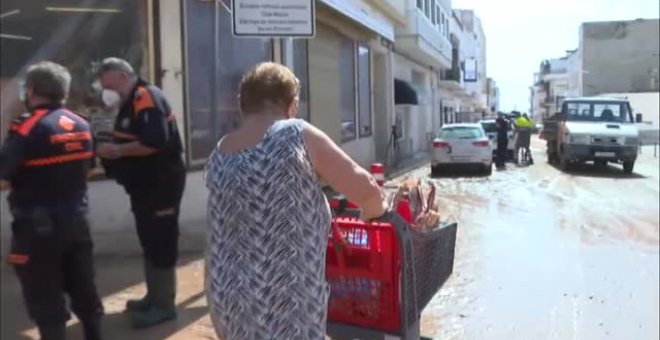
514, 113, 535, 165
203, 62, 388, 340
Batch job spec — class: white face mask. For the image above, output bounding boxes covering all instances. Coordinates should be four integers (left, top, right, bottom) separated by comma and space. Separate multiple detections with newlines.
102, 89, 121, 108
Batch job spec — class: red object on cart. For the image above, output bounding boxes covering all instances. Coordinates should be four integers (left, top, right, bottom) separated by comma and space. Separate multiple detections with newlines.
326, 216, 402, 333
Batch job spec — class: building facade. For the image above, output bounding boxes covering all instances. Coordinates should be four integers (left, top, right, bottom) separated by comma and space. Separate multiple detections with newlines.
578, 19, 659, 96
438, 9, 490, 123
531, 18, 659, 119
390, 0, 453, 159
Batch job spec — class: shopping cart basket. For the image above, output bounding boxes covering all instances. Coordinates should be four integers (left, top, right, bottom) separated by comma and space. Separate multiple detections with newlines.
326, 196, 458, 340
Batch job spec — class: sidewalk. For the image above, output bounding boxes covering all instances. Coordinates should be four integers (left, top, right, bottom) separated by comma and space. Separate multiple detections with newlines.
1, 253, 216, 340
386, 150, 430, 179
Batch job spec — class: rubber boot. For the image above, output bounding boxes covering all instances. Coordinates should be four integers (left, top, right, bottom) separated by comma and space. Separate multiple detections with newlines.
37, 324, 66, 340
130, 267, 177, 329
81, 315, 103, 340
125, 261, 154, 312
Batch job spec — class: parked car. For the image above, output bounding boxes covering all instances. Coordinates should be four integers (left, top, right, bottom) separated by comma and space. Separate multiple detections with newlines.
479, 119, 515, 160
431, 123, 493, 176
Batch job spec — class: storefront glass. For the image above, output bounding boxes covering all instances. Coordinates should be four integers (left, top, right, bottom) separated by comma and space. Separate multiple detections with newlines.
0, 0, 151, 141
185, 0, 272, 163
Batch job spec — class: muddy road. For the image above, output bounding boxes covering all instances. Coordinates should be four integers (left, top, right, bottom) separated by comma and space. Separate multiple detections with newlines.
1, 139, 658, 340
413, 139, 659, 340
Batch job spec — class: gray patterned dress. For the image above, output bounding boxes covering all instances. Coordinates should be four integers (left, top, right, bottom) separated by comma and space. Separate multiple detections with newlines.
204, 119, 331, 340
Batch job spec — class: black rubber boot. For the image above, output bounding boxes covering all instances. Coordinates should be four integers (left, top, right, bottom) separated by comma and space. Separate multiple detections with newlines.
81, 315, 103, 340
130, 267, 177, 329
125, 261, 154, 312
37, 324, 66, 340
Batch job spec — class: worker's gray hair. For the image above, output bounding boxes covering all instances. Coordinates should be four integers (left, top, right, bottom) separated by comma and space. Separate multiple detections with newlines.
99, 57, 136, 78
25, 61, 71, 103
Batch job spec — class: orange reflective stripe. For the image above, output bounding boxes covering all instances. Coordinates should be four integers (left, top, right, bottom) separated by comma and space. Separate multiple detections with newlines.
7, 254, 29, 265
10, 109, 49, 136
112, 131, 138, 140
23, 151, 94, 167
133, 87, 156, 116
50, 131, 92, 144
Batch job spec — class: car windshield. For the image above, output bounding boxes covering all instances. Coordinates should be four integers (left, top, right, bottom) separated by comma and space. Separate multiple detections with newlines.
439, 126, 484, 139
481, 122, 497, 133
565, 101, 631, 123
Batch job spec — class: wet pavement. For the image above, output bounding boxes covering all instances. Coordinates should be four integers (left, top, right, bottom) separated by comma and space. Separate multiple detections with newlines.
1, 137, 658, 339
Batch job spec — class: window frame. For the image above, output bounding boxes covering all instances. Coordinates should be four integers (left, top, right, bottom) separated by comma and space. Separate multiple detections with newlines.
288, 38, 311, 122
184, 0, 275, 166
357, 43, 372, 138
339, 37, 358, 143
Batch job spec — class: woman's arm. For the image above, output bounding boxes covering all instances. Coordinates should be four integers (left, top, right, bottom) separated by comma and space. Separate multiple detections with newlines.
302, 122, 387, 219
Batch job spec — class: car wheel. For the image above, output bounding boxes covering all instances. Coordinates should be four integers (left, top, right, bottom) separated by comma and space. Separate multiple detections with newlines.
483, 164, 493, 176
594, 160, 607, 167
431, 165, 441, 177
623, 161, 635, 174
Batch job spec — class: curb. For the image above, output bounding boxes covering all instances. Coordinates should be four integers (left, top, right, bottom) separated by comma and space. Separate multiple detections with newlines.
386, 159, 431, 180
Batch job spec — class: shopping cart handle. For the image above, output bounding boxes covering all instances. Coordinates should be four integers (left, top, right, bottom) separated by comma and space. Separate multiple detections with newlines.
330, 195, 349, 216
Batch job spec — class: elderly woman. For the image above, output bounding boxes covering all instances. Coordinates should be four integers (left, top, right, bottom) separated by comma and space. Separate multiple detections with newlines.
204, 62, 387, 339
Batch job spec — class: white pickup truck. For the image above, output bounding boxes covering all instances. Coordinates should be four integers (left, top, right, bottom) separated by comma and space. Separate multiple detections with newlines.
541, 97, 641, 173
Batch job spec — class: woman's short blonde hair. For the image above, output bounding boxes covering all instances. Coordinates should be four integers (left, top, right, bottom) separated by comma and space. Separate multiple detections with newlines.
239, 62, 300, 114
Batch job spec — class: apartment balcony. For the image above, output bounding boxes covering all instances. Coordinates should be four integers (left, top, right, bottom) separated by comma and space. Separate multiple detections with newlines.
439, 67, 463, 91
394, 7, 452, 70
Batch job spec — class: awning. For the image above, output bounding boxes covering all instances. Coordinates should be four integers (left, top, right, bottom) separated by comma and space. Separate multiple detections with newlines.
394, 79, 418, 105
318, 0, 395, 41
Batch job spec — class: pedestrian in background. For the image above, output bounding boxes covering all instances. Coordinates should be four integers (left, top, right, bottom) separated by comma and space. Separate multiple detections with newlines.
0, 61, 103, 340
204, 62, 388, 339
495, 112, 510, 168
95, 58, 185, 328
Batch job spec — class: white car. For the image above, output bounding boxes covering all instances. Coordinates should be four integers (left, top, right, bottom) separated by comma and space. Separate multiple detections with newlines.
431, 123, 493, 176
479, 119, 515, 160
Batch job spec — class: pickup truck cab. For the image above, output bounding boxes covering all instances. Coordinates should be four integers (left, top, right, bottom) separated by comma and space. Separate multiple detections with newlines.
542, 97, 640, 173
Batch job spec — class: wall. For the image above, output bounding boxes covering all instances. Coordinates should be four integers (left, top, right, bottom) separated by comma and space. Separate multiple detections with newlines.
308, 23, 343, 143
393, 53, 434, 155
581, 19, 660, 96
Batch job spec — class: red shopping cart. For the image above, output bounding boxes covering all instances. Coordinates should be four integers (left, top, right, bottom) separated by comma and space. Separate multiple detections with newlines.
326, 195, 458, 340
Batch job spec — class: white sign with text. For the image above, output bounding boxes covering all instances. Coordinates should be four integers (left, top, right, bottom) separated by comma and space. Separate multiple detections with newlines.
232, 0, 315, 38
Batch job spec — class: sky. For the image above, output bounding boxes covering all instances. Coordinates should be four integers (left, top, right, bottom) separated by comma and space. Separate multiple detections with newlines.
451, 0, 660, 112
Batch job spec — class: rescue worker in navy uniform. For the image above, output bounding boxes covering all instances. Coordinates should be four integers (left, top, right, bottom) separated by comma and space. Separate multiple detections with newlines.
95, 58, 185, 329
495, 112, 509, 169
0, 61, 103, 340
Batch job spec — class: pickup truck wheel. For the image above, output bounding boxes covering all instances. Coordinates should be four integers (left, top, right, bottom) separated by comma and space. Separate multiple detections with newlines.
594, 160, 607, 167
623, 161, 635, 174
559, 153, 571, 171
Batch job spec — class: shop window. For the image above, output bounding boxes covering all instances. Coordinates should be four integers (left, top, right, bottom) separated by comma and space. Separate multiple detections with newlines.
339, 38, 356, 142
185, 0, 272, 162
293, 39, 310, 121
357, 45, 371, 138
0, 0, 151, 146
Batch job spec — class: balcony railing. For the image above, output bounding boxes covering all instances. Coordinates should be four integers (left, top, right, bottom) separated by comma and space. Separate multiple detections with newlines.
441, 68, 460, 82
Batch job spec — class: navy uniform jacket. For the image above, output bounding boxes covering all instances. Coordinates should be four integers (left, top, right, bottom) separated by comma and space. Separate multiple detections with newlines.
103, 79, 184, 189
0, 104, 94, 212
